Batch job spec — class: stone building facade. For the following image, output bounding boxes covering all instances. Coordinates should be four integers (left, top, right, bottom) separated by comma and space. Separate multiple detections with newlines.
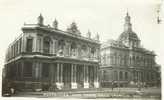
4, 14, 100, 91
100, 13, 159, 87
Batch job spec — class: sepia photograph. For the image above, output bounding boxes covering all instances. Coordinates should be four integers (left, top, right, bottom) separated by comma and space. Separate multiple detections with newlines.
0, 0, 163, 100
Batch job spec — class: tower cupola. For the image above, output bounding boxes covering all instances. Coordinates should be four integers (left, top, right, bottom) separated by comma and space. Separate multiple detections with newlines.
37, 14, 44, 26
124, 12, 132, 32
53, 19, 58, 30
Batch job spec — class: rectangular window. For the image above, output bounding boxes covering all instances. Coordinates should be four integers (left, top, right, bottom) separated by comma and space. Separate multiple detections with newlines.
26, 38, 33, 52
17, 62, 21, 76
15, 42, 18, 55
43, 41, 50, 53
23, 61, 32, 77
11, 45, 14, 57
19, 38, 22, 53
42, 63, 49, 77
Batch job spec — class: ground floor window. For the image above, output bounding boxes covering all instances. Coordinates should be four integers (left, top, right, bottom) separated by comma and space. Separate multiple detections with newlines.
125, 72, 128, 80
42, 63, 49, 78
114, 71, 118, 81
119, 71, 123, 80
17, 62, 22, 77
23, 61, 32, 77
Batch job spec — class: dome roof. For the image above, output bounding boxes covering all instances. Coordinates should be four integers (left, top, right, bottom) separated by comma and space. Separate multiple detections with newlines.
118, 30, 140, 42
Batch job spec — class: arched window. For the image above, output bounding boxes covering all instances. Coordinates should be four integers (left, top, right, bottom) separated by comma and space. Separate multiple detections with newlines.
132, 56, 135, 65
110, 54, 113, 65
119, 55, 121, 65
81, 45, 87, 57
107, 55, 110, 65
42, 63, 49, 77
114, 53, 117, 65
71, 42, 77, 56
43, 37, 51, 53
124, 56, 127, 65
91, 47, 96, 58
26, 37, 33, 52
119, 71, 123, 80
23, 61, 32, 77
125, 72, 128, 80
57, 39, 65, 55
114, 71, 118, 81
113, 54, 115, 65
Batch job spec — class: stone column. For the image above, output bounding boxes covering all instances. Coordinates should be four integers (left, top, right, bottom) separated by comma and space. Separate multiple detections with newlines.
40, 37, 43, 53
84, 65, 89, 88
57, 63, 64, 89
50, 64, 54, 83
55, 40, 58, 54
56, 63, 61, 89
21, 35, 25, 52
71, 64, 77, 89
94, 66, 99, 88
33, 36, 37, 52
35, 37, 38, 52
50, 39, 54, 54
35, 37, 42, 53
38, 62, 42, 80
35, 62, 40, 80
52, 39, 56, 54
60, 63, 63, 83
34, 62, 42, 90
68, 44, 71, 56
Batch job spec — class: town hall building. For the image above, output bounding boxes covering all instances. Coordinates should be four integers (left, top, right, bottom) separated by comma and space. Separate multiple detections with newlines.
100, 13, 159, 87
4, 14, 100, 91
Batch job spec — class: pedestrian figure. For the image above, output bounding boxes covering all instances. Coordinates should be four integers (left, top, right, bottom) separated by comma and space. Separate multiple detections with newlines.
137, 83, 141, 91
10, 87, 15, 94
111, 81, 114, 91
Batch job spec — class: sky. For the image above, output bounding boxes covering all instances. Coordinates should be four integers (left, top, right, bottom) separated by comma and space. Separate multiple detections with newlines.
0, 0, 163, 69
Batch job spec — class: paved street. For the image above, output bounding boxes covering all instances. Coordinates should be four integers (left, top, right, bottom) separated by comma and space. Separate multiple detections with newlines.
10, 87, 161, 99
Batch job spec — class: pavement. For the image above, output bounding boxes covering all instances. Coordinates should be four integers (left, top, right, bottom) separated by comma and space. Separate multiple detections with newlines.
10, 87, 161, 99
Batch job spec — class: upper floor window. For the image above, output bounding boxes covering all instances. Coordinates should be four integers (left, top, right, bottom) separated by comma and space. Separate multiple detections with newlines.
43, 37, 51, 53
91, 47, 96, 58
81, 45, 87, 57
71, 42, 77, 56
58, 39, 65, 55
19, 38, 22, 53
26, 38, 33, 52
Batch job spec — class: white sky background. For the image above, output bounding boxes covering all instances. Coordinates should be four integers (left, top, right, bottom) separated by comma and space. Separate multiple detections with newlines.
1, 0, 163, 65
0, 0, 163, 66
0, 0, 163, 91
0, 0, 163, 99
